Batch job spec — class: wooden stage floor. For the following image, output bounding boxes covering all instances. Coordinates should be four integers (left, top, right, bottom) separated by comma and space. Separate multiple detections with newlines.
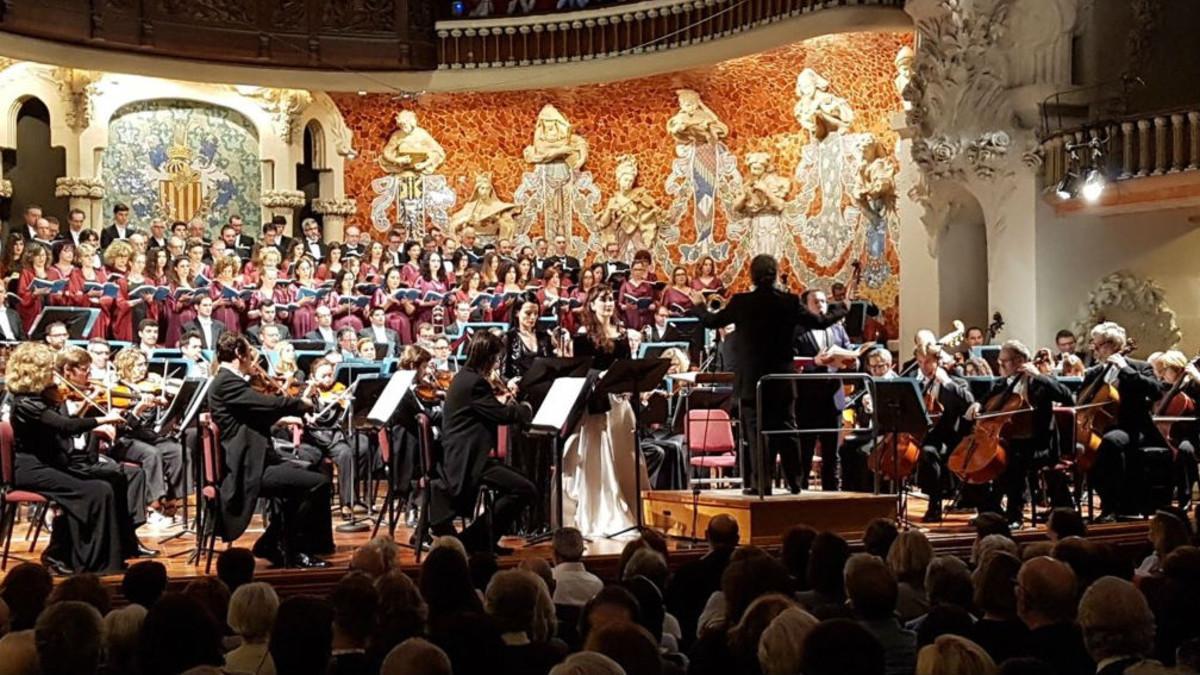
0, 487, 1152, 599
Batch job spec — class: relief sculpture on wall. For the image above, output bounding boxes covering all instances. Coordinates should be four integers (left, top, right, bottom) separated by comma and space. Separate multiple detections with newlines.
665, 89, 742, 267
513, 104, 600, 247
847, 135, 898, 290
595, 155, 663, 260
449, 173, 519, 242
371, 110, 455, 237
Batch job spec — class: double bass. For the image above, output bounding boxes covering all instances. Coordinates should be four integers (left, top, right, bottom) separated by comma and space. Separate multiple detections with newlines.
1074, 339, 1136, 471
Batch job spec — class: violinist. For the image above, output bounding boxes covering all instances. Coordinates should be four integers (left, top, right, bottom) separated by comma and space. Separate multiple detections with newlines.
963, 340, 1073, 527
1148, 350, 1199, 508
385, 345, 442, 533
1079, 321, 1165, 521
913, 341, 974, 523
298, 357, 370, 519
112, 348, 186, 528
7, 342, 150, 573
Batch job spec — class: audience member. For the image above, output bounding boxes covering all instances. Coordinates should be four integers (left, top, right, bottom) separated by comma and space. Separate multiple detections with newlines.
797, 532, 851, 614
47, 572, 111, 615
549, 652, 627, 675
270, 596, 334, 675
906, 556, 973, 633
421, 546, 485, 630
692, 593, 796, 675
552, 527, 605, 608
585, 621, 667, 675
971, 550, 1026, 664
914, 604, 975, 648
0, 562, 52, 631
1046, 508, 1087, 541
915, 635, 995, 675
970, 513, 1012, 565
34, 601, 103, 675
1136, 511, 1191, 579
0, 598, 8, 638
580, 586, 642, 646
184, 576, 233, 636
520, 557, 558, 598
666, 514, 739, 646
226, 582, 279, 675
1017, 557, 1094, 675
757, 606, 818, 675
104, 604, 147, 675
429, 611, 505, 674
845, 553, 916, 675
1078, 576, 1159, 674
888, 531, 934, 621
1143, 546, 1200, 665
122, 560, 169, 608
0, 627, 39, 675
140, 593, 225, 675
864, 518, 900, 558
800, 618, 886, 675
370, 570, 429, 670
973, 534, 1019, 571
380, 638, 453, 675
779, 524, 817, 589
330, 572, 379, 675
217, 547, 257, 592
486, 568, 569, 674
351, 545, 388, 579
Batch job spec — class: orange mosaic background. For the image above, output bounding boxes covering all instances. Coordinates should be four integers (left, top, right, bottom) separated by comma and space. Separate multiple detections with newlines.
333, 31, 912, 332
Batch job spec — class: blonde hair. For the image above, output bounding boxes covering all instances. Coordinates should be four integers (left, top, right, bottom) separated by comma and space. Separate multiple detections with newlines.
213, 254, 241, 279
227, 582, 279, 643
102, 239, 134, 268
1061, 353, 1085, 377
5, 342, 57, 395
916, 635, 996, 675
1151, 349, 1188, 372
887, 531, 934, 585
113, 347, 147, 382
757, 607, 818, 675
485, 569, 556, 643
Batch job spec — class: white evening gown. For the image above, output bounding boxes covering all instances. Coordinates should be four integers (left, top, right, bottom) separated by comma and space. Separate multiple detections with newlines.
558, 394, 649, 537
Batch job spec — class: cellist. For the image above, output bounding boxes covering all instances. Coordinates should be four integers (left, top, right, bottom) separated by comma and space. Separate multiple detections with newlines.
963, 340, 1073, 528
913, 340, 974, 523
1148, 350, 1199, 509
1079, 321, 1165, 522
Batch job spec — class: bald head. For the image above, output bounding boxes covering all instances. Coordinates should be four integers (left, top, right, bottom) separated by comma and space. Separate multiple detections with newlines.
1017, 556, 1077, 628
707, 514, 740, 549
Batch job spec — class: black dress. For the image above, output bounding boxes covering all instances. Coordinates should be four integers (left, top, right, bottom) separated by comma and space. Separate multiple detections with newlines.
503, 327, 555, 533
10, 393, 141, 572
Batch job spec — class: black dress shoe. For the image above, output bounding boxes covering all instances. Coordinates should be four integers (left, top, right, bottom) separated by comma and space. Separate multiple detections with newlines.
136, 544, 161, 558
41, 555, 74, 576
289, 553, 330, 569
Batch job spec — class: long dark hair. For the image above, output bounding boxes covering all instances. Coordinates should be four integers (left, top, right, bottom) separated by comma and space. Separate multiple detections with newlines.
420, 252, 446, 284
464, 330, 503, 371
580, 285, 621, 353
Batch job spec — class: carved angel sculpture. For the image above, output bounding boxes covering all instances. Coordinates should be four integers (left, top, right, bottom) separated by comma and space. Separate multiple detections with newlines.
378, 110, 446, 176
449, 173, 519, 241
733, 152, 791, 217
793, 68, 855, 141
894, 46, 915, 111
523, 104, 589, 170
666, 89, 728, 145
597, 155, 661, 254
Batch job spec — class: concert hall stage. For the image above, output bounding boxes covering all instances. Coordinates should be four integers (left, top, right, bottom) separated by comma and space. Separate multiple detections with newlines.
643, 489, 898, 545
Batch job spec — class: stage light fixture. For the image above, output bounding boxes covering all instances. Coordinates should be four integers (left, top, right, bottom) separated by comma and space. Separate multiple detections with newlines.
1055, 172, 1077, 200
451, 0, 468, 16
1080, 168, 1105, 202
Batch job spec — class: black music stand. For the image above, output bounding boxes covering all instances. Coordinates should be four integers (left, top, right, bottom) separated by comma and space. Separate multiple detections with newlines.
596, 357, 672, 538
873, 378, 932, 526
522, 357, 592, 545
341, 375, 390, 532
367, 370, 419, 540
30, 307, 99, 340
156, 377, 210, 551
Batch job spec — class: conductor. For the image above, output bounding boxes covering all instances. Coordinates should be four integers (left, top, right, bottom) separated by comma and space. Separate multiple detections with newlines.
690, 254, 851, 496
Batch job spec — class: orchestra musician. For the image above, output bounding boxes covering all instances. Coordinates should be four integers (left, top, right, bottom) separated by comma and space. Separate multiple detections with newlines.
794, 287, 852, 492
208, 332, 332, 568
688, 254, 848, 496
385, 345, 442, 532
297, 357, 371, 519
838, 346, 895, 493
6, 342, 150, 573
963, 340, 1074, 527
1081, 322, 1166, 521
1148, 350, 1199, 508
503, 296, 559, 532
912, 340, 974, 523
428, 331, 534, 554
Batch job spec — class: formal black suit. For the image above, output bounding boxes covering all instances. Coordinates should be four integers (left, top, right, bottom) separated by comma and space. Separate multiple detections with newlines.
301, 238, 329, 262
1082, 358, 1168, 515
914, 372, 973, 518
664, 546, 734, 649
208, 367, 332, 560
0, 307, 27, 341
57, 228, 88, 249
694, 285, 847, 494
973, 374, 1074, 521
793, 322, 851, 491
359, 326, 401, 358
182, 317, 227, 351
304, 327, 338, 349
100, 224, 132, 249
544, 254, 581, 282
429, 366, 534, 550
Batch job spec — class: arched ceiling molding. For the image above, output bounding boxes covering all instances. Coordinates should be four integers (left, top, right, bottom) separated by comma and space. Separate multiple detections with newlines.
0, 62, 79, 170
0, 7, 911, 92
294, 91, 354, 200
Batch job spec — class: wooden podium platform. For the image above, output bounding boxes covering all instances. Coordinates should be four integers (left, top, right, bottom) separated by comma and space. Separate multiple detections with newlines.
644, 489, 898, 544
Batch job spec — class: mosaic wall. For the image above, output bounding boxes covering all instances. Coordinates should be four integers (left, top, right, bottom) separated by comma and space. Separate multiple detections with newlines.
333, 32, 911, 332
102, 100, 262, 233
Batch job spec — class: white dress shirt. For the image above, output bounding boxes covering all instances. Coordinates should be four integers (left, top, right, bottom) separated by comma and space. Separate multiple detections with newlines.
551, 562, 604, 607
0, 312, 17, 341
198, 316, 215, 347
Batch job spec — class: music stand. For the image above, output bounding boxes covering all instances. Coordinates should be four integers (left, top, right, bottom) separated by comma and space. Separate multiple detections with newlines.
595, 357, 672, 538
664, 317, 703, 362
155, 377, 211, 548
367, 370, 418, 539
873, 378, 932, 526
970, 345, 1002, 374
844, 301, 869, 340
30, 307, 99, 340
289, 340, 330, 353
148, 358, 193, 381
638, 342, 690, 361
336, 375, 389, 532
335, 363, 382, 387
295, 350, 325, 375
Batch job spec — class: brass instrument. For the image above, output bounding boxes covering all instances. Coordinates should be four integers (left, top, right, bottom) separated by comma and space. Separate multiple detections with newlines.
706, 294, 727, 311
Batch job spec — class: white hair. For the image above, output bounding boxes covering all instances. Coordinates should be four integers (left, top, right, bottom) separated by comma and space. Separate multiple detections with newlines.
549, 652, 627, 675
1090, 321, 1127, 351
757, 607, 819, 675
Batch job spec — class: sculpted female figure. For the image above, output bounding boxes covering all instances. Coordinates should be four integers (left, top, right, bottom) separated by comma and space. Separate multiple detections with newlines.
597, 155, 661, 255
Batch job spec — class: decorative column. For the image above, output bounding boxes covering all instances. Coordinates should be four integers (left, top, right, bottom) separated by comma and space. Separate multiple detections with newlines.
1120, 121, 1136, 178
1188, 112, 1200, 171
260, 189, 306, 231
312, 198, 357, 242
54, 177, 106, 228
1170, 113, 1185, 173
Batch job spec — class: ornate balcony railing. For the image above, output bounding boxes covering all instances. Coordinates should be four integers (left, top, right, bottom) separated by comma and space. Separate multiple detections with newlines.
435, 0, 906, 69
1041, 107, 1200, 193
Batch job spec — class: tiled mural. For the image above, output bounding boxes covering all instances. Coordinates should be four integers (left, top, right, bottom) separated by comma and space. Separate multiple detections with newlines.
102, 100, 262, 232
333, 32, 912, 331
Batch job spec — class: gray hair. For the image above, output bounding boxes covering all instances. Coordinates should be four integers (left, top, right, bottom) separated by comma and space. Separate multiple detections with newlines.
485, 569, 556, 642
1078, 576, 1155, 662
104, 604, 147, 674
549, 652, 627, 675
1090, 321, 1127, 351
430, 536, 467, 562
381, 638, 452, 675
887, 531, 934, 584
623, 548, 669, 590
228, 582, 279, 642
757, 607, 818, 675
1001, 339, 1031, 362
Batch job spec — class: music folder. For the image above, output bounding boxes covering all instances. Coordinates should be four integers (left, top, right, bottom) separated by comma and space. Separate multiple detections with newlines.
595, 358, 672, 397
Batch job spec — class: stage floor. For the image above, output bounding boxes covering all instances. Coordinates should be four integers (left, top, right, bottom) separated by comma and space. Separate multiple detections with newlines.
0, 487, 1152, 598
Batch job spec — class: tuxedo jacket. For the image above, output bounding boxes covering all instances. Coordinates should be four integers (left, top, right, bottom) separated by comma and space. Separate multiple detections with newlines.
694, 286, 847, 401
435, 367, 532, 502
301, 239, 329, 262
246, 322, 292, 344
234, 234, 255, 261
922, 374, 974, 449
1080, 358, 1167, 444
979, 374, 1073, 456
793, 322, 851, 420
0, 308, 27, 341
358, 326, 401, 357
182, 318, 227, 350
100, 224, 131, 250
304, 328, 338, 349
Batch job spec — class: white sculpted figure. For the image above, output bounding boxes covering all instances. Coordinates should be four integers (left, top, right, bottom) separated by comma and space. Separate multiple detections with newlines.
793, 68, 855, 141
853, 138, 897, 209
597, 155, 661, 255
449, 173, 519, 241
733, 152, 790, 217
523, 104, 589, 170
666, 89, 728, 145
894, 46, 914, 111
377, 110, 446, 175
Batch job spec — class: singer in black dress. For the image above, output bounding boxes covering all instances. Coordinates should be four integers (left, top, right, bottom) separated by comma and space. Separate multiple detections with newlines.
503, 297, 556, 532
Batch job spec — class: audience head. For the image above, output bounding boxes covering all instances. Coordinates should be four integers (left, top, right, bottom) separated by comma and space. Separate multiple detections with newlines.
227, 582, 278, 644
916, 603, 977, 648
580, 586, 641, 643
216, 547, 256, 592
1046, 507, 1087, 541
372, 570, 429, 663
800, 618, 886, 675
780, 524, 817, 583
420, 546, 483, 619
863, 518, 899, 559
974, 534, 1019, 570
140, 593, 224, 675
1078, 576, 1155, 663
48, 572, 110, 616
103, 604, 147, 675
844, 553, 899, 620
916, 635, 996, 675
722, 548, 793, 626
381, 637, 453, 675
182, 577, 231, 631
0, 562, 53, 631
332, 572, 379, 648
1149, 509, 1190, 559
806, 531, 851, 601
554, 527, 587, 563
270, 595, 334, 675
1017, 557, 1078, 628
925, 555, 974, 611
519, 558, 556, 597
622, 548, 669, 593
729, 593, 798, 657
122, 560, 168, 608
621, 575, 666, 642
888, 530, 934, 586
584, 621, 663, 675
34, 601, 103, 675
973, 551, 1021, 619
757, 606, 818, 675
351, 544, 387, 578
486, 568, 555, 643
549, 652, 627, 675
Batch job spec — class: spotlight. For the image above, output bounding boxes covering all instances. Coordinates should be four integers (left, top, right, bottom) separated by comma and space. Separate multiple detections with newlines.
1055, 173, 1077, 200
451, 0, 467, 16
1080, 168, 1105, 202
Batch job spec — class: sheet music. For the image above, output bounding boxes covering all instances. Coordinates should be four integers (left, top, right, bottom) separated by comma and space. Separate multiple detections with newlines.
531, 377, 587, 431
367, 370, 417, 425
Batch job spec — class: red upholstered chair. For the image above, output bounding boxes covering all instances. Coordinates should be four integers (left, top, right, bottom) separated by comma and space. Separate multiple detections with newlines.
195, 413, 225, 573
412, 413, 436, 562
0, 421, 52, 569
687, 408, 738, 486
372, 427, 403, 539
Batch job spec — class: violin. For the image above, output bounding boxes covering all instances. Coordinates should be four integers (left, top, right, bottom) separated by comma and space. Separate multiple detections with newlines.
1074, 339, 1137, 472
414, 369, 452, 405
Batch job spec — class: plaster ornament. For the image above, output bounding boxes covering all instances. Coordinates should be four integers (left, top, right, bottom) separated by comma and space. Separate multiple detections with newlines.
1071, 270, 1181, 356
50, 67, 102, 131
260, 190, 307, 209
894, 46, 914, 111
234, 86, 314, 144
449, 173, 520, 242
0, 179, 11, 199
378, 110, 447, 176
55, 177, 105, 200
793, 68, 855, 142
665, 89, 728, 146
597, 155, 662, 257
312, 197, 358, 217
523, 104, 588, 170
732, 152, 790, 218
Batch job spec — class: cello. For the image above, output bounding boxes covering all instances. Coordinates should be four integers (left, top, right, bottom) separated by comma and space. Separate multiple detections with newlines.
867, 379, 941, 481
1073, 339, 1136, 472
1153, 355, 1199, 454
